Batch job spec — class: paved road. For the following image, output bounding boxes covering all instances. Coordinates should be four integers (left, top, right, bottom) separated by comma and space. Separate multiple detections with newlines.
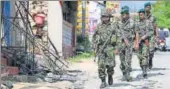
83, 52, 170, 89
12, 52, 170, 89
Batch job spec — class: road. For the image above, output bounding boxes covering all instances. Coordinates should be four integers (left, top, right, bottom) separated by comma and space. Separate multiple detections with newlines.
12, 51, 170, 89
81, 52, 170, 89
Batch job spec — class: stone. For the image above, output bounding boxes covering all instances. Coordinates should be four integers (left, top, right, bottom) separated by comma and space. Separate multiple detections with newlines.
44, 77, 53, 83
36, 78, 44, 82
47, 73, 55, 78
1, 81, 13, 89
1, 84, 9, 89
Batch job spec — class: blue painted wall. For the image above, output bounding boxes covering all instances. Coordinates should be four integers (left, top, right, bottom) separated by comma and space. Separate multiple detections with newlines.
3, 1, 11, 46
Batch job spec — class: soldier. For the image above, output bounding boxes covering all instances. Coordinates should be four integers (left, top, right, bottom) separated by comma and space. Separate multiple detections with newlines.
117, 6, 136, 81
144, 2, 158, 69
135, 9, 154, 78
92, 9, 119, 88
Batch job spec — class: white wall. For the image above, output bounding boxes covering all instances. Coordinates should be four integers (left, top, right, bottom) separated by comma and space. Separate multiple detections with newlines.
48, 1, 63, 56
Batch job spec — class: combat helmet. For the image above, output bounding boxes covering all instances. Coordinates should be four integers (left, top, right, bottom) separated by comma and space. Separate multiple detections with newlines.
138, 8, 145, 14
144, 2, 151, 8
121, 6, 129, 14
101, 9, 112, 17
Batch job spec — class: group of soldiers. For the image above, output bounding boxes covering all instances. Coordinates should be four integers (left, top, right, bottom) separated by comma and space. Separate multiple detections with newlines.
92, 2, 158, 88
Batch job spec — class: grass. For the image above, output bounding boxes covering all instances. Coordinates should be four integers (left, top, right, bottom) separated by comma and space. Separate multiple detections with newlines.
68, 52, 94, 63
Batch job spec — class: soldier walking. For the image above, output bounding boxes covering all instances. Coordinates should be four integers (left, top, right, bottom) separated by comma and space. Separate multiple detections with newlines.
135, 9, 154, 78
92, 9, 119, 88
117, 6, 136, 81
144, 2, 158, 69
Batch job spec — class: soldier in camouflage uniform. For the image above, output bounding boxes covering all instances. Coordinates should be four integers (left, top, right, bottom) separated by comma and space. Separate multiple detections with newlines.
117, 6, 136, 81
144, 2, 158, 69
136, 9, 154, 78
92, 9, 119, 88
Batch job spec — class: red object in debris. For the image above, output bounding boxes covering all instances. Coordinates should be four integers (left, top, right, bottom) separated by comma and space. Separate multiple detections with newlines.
1, 66, 19, 77
160, 40, 165, 43
161, 40, 164, 43
33, 13, 45, 25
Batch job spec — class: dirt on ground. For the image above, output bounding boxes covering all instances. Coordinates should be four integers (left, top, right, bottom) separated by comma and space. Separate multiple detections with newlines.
12, 58, 95, 89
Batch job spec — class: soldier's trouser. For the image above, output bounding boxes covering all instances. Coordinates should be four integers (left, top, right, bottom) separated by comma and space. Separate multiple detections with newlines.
119, 46, 133, 76
98, 54, 115, 79
137, 43, 149, 68
98, 64, 114, 79
149, 36, 155, 66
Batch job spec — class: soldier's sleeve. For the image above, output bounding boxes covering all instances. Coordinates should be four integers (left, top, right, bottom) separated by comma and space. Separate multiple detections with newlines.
120, 29, 126, 40
134, 21, 139, 37
134, 22, 139, 46
134, 21, 139, 32
148, 20, 154, 36
152, 16, 156, 24
114, 22, 122, 51
92, 24, 100, 49
132, 20, 137, 39
153, 16, 158, 37
92, 25, 99, 43
116, 21, 126, 40
110, 23, 117, 45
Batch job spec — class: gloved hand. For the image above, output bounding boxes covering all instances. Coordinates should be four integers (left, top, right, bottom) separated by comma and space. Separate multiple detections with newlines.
114, 50, 119, 54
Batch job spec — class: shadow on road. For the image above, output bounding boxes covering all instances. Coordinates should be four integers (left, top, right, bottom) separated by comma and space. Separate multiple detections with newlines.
150, 68, 169, 71
133, 72, 164, 82
133, 86, 152, 89
108, 82, 131, 87
147, 72, 164, 77
132, 67, 169, 72
20, 86, 41, 89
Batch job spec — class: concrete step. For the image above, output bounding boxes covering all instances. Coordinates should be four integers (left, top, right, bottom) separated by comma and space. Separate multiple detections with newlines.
1, 66, 19, 77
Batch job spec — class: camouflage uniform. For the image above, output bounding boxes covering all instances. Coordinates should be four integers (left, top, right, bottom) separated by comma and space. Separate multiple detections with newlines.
144, 2, 157, 69
136, 9, 154, 77
117, 6, 135, 81
92, 9, 119, 88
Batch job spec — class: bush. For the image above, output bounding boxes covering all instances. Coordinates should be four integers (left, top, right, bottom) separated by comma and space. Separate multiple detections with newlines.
76, 35, 92, 52
68, 52, 94, 63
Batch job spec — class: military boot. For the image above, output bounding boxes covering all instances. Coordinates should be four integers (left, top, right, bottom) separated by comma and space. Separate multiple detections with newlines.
142, 65, 147, 78
122, 72, 132, 82
149, 52, 154, 69
126, 74, 132, 82
125, 71, 132, 82
121, 72, 126, 81
108, 75, 113, 85
100, 77, 106, 88
149, 58, 153, 69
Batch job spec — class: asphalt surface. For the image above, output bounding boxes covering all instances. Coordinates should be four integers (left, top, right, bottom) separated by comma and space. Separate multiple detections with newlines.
83, 51, 170, 89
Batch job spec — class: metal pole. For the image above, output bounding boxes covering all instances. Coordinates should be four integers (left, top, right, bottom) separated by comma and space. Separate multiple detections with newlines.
82, 1, 86, 38
25, 1, 28, 52
0, 1, 2, 88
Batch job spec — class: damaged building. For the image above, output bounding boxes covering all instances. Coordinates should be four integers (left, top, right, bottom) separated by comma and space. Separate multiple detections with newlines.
1, 1, 78, 78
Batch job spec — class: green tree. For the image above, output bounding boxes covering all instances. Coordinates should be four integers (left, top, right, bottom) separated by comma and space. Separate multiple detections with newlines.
152, 0, 170, 28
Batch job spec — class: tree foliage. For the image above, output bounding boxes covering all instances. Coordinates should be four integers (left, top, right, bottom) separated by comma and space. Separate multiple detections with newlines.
152, 0, 170, 28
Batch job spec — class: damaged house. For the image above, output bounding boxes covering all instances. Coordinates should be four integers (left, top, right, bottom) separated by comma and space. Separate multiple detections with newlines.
1, 1, 77, 78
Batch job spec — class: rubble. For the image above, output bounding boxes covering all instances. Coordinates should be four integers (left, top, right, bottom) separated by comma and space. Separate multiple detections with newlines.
1, 84, 9, 89
2, 69, 88, 89
1, 81, 13, 89
2, 69, 87, 83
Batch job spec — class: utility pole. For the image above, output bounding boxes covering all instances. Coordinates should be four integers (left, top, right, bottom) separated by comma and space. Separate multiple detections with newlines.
0, 1, 2, 88
82, 1, 86, 38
